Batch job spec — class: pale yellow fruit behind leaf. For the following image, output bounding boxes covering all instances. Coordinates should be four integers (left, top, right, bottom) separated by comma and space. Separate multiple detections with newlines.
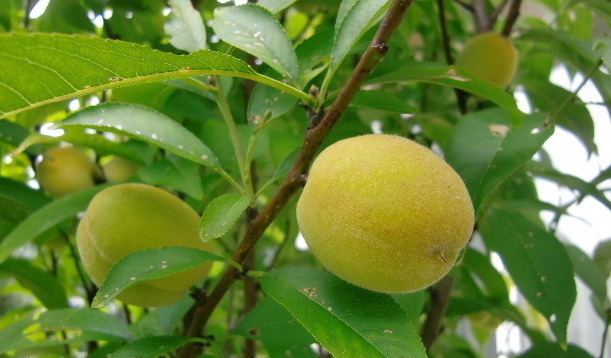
455, 32, 518, 89
77, 183, 213, 307
102, 157, 142, 183
296, 134, 474, 293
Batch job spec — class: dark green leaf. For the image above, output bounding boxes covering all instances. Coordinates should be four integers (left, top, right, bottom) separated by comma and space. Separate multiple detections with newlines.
236, 299, 317, 358
261, 267, 427, 358
0, 258, 68, 309
519, 342, 594, 358
33, 0, 96, 34
0, 33, 310, 118
139, 155, 204, 199
445, 110, 552, 214
0, 184, 112, 263
213, 4, 299, 80
257, 0, 299, 13
564, 244, 607, 302
110, 336, 192, 358
165, 0, 207, 53
351, 90, 417, 113
200, 194, 250, 242
480, 209, 576, 343
463, 249, 508, 300
366, 65, 523, 124
0, 119, 29, 147
93, 247, 227, 308
34, 308, 132, 340
55, 103, 221, 169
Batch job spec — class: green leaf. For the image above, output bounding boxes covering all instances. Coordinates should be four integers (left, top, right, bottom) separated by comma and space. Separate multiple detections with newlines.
15, 129, 155, 165
34, 308, 133, 340
139, 154, 204, 199
351, 90, 417, 113
390, 291, 426, 322
33, 0, 96, 34
0, 309, 131, 354
257, 0, 299, 13
445, 110, 553, 214
0, 184, 111, 263
0, 119, 29, 147
165, 0, 207, 53
261, 267, 427, 358
366, 64, 524, 125
213, 4, 299, 81
564, 244, 608, 303
93, 246, 227, 308
110, 336, 192, 358
236, 299, 317, 358
324, 0, 390, 89
200, 194, 250, 243
480, 209, 576, 343
0, 177, 51, 211
55, 103, 220, 169
522, 79, 596, 154
0, 33, 310, 118
0, 258, 68, 309
594, 36, 611, 69
462, 249, 509, 301
593, 239, 611, 278
519, 342, 594, 358
525, 161, 611, 211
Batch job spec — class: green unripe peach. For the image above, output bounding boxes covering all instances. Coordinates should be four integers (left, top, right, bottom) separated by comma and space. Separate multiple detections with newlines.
296, 134, 474, 293
102, 157, 141, 183
77, 183, 213, 307
36, 147, 100, 198
455, 32, 518, 89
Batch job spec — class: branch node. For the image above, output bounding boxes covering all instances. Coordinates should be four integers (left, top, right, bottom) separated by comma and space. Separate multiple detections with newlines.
374, 42, 389, 54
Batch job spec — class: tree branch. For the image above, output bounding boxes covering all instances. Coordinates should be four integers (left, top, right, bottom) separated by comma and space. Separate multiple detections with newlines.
420, 275, 455, 350
501, 0, 523, 37
176, 1, 416, 357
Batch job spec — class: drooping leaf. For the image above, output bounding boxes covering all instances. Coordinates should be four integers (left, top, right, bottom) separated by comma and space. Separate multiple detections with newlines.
519, 342, 594, 358
165, 0, 207, 53
0, 119, 29, 147
366, 65, 524, 125
235, 299, 317, 358
0, 184, 112, 263
110, 336, 192, 358
261, 267, 427, 358
593, 239, 611, 278
213, 4, 299, 81
445, 110, 552, 214
55, 103, 221, 169
480, 208, 576, 343
0, 258, 68, 309
138, 154, 204, 199
200, 194, 251, 243
92, 246, 227, 308
0, 33, 310, 118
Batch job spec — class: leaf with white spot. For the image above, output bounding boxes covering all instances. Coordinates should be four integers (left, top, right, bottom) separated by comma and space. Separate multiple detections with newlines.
261, 267, 427, 358
93, 247, 228, 308
480, 209, 576, 344
200, 194, 251, 243
0, 33, 310, 118
55, 103, 221, 169
213, 4, 299, 81
165, 0, 207, 53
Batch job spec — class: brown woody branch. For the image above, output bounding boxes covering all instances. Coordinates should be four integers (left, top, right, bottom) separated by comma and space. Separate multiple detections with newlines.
501, 0, 522, 37
420, 275, 456, 350
177, 1, 415, 357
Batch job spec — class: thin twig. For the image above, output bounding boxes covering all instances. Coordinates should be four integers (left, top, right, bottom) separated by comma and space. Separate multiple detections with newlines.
420, 275, 455, 350
176, 1, 415, 357
472, 0, 489, 33
501, 0, 523, 37
436, 0, 468, 114
600, 318, 610, 358
489, 0, 511, 30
